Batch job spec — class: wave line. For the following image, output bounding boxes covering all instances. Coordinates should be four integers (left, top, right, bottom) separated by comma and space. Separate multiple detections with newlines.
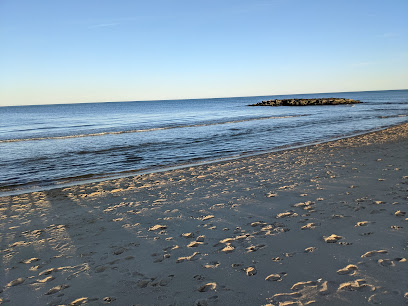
0, 114, 309, 143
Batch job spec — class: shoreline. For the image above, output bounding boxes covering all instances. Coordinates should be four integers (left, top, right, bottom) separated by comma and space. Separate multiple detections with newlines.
1, 123, 407, 305
1, 122, 405, 198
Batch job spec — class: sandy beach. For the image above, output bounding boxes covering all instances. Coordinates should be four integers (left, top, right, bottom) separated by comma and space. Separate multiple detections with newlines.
1, 123, 407, 306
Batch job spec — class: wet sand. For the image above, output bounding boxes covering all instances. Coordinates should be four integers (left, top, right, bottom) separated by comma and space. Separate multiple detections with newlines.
1, 123, 407, 305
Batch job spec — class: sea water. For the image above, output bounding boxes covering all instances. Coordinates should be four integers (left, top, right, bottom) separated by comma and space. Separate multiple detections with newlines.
1, 90, 407, 195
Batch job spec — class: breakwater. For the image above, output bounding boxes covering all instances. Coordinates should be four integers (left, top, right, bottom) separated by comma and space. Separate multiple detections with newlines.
249, 98, 361, 106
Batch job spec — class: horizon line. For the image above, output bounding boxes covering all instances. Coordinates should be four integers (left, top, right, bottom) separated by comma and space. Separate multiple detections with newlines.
2, 88, 407, 108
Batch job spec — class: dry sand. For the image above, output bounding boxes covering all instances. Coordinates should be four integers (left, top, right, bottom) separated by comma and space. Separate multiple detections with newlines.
1, 123, 407, 306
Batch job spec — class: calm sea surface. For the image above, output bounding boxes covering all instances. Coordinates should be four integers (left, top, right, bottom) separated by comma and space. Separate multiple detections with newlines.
1, 90, 407, 195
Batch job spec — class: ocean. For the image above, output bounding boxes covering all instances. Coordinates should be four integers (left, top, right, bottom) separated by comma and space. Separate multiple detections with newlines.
1, 90, 407, 196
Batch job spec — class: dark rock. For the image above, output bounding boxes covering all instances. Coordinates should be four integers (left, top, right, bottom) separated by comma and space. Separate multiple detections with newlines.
249, 98, 361, 107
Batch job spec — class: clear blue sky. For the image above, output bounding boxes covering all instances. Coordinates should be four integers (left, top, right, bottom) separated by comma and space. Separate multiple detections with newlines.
1, 0, 407, 106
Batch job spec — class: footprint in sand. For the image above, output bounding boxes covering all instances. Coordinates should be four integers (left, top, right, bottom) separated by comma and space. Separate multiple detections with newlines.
194, 299, 209, 306
395, 210, 406, 217
276, 211, 298, 219
39, 268, 57, 276
194, 274, 205, 281
323, 234, 343, 243
7, 278, 26, 287
271, 257, 283, 262
136, 279, 151, 288
70, 297, 90, 305
203, 261, 220, 269
148, 224, 167, 231
269, 279, 336, 304
291, 280, 317, 291
36, 276, 55, 283
201, 215, 215, 221
337, 264, 358, 275
245, 267, 257, 276
231, 263, 243, 269
103, 296, 116, 303
45, 284, 70, 295
21, 257, 40, 264
390, 225, 403, 230
198, 282, 217, 292
319, 280, 337, 296
153, 253, 171, 263
370, 209, 385, 214
361, 250, 388, 258
293, 201, 315, 211
377, 257, 406, 267
151, 275, 174, 287
246, 244, 265, 252
368, 291, 404, 305
221, 245, 235, 253
195, 235, 205, 241
304, 247, 317, 253
95, 265, 108, 273
265, 274, 282, 281
113, 247, 126, 255
188, 241, 204, 248
176, 252, 200, 263
268, 292, 302, 304
249, 221, 267, 227
355, 221, 369, 227
338, 279, 375, 292
163, 245, 179, 252
377, 259, 395, 267
301, 223, 318, 230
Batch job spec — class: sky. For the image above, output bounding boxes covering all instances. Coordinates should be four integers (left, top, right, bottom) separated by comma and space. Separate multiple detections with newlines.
0, 0, 407, 106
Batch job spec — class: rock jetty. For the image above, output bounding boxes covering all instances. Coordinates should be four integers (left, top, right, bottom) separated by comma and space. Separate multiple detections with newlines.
249, 98, 361, 107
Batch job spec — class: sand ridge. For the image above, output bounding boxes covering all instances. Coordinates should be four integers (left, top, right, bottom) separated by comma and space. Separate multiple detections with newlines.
1, 123, 407, 305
